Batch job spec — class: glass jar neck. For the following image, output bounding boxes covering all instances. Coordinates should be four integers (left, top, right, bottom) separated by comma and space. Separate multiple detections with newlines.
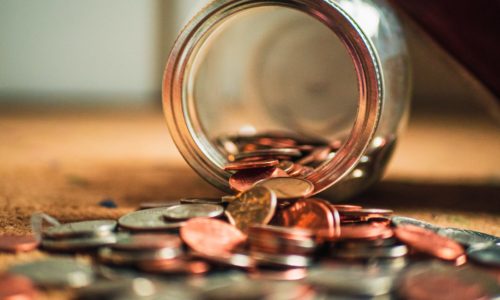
163, 0, 383, 195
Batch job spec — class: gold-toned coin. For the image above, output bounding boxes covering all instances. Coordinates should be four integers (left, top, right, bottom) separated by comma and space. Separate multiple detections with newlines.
255, 177, 314, 200
225, 186, 277, 233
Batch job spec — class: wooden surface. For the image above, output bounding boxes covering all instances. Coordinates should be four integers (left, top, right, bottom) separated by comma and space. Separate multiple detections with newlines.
0, 106, 499, 277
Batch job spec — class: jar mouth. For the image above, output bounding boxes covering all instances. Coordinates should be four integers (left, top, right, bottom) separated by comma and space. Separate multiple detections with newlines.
163, 0, 382, 195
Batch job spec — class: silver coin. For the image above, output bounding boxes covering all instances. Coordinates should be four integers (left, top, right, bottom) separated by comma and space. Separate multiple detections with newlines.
9, 257, 95, 288
333, 244, 408, 259
42, 233, 119, 251
391, 216, 440, 232
307, 266, 394, 296
180, 197, 225, 205
43, 220, 117, 239
437, 227, 499, 247
467, 243, 500, 267
98, 247, 182, 265
139, 201, 180, 210
233, 148, 302, 161
251, 252, 312, 268
163, 204, 224, 221
75, 279, 135, 300
118, 208, 185, 231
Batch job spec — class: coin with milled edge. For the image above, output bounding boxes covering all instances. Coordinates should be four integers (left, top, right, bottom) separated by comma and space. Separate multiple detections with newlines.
118, 208, 185, 231
391, 216, 440, 232
437, 227, 499, 247
225, 186, 277, 232
42, 234, 119, 251
163, 204, 224, 221
43, 220, 117, 239
0, 235, 39, 252
9, 257, 95, 288
255, 177, 314, 200
467, 243, 500, 267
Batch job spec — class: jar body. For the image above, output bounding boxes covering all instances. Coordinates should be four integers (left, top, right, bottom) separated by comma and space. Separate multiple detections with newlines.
163, 0, 411, 200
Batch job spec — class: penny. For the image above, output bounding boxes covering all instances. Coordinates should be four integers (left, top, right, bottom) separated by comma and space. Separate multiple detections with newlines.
111, 233, 182, 251
41, 234, 118, 251
249, 225, 316, 255
391, 216, 440, 232
233, 148, 302, 161
224, 159, 279, 171
180, 218, 247, 256
394, 225, 464, 261
331, 204, 363, 212
0, 235, 39, 253
118, 208, 185, 231
274, 199, 340, 239
229, 167, 288, 192
277, 160, 295, 173
225, 186, 277, 232
43, 220, 117, 239
437, 227, 499, 247
340, 208, 393, 219
138, 259, 210, 275
163, 204, 224, 221
180, 197, 225, 205
9, 257, 95, 288
339, 224, 394, 240
255, 177, 314, 200
0, 274, 37, 300
467, 243, 500, 267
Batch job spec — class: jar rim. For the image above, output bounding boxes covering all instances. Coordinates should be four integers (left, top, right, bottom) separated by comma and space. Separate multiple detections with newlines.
163, 0, 382, 195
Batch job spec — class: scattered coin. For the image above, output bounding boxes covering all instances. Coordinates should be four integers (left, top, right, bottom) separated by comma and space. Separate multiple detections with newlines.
112, 233, 182, 251
394, 225, 464, 261
138, 259, 210, 275
251, 252, 313, 268
467, 243, 500, 267
391, 216, 440, 232
0, 235, 39, 253
333, 243, 408, 259
9, 257, 95, 288
180, 218, 247, 257
0, 274, 37, 300
255, 177, 314, 200
339, 224, 394, 240
181, 197, 225, 205
163, 204, 224, 221
224, 159, 279, 171
229, 167, 288, 192
437, 227, 499, 247
43, 220, 117, 239
139, 201, 180, 209
225, 186, 277, 232
118, 208, 185, 231
41, 234, 118, 251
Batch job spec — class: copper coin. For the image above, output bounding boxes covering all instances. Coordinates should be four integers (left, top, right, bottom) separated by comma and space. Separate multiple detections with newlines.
229, 167, 288, 192
248, 268, 307, 281
255, 177, 314, 200
296, 146, 331, 165
330, 204, 363, 212
0, 274, 37, 300
0, 235, 39, 253
224, 159, 279, 171
275, 199, 340, 239
339, 224, 394, 240
180, 218, 247, 257
233, 148, 302, 161
138, 259, 209, 275
225, 186, 277, 233
111, 233, 182, 251
193, 252, 256, 269
278, 161, 295, 173
254, 137, 297, 148
394, 225, 464, 261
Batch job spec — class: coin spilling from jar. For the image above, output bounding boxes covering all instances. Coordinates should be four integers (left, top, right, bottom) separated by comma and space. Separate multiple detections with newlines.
0, 133, 499, 299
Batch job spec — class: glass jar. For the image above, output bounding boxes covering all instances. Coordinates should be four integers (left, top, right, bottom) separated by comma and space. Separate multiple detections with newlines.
163, 0, 411, 200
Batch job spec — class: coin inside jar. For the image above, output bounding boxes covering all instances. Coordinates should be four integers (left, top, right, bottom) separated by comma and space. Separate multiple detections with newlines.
229, 167, 288, 192
254, 177, 314, 200
163, 204, 224, 221
224, 159, 279, 171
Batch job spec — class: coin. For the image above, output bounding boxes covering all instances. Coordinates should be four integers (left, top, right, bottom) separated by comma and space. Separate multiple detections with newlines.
229, 167, 288, 192
224, 159, 279, 171
111, 233, 182, 251
181, 197, 225, 205
225, 186, 277, 232
394, 225, 464, 261
9, 257, 95, 288
255, 177, 314, 200
340, 208, 393, 220
43, 220, 117, 239
138, 259, 210, 275
248, 225, 316, 256
41, 234, 118, 251
437, 227, 499, 247
139, 201, 180, 209
333, 244, 408, 259
180, 218, 247, 256
98, 247, 182, 265
0, 235, 39, 252
330, 204, 363, 212
274, 199, 340, 239
0, 274, 37, 300
339, 224, 394, 240
277, 160, 294, 173
118, 208, 185, 231
233, 148, 302, 161
251, 252, 312, 268
163, 204, 224, 221
467, 243, 500, 267
193, 252, 256, 269
391, 216, 440, 232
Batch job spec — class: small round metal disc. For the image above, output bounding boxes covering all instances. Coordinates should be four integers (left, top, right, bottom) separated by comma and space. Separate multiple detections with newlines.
467, 243, 500, 267
391, 216, 439, 232
0, 274, 37, 300
9, 257, 95, 288
0, 235, 39, 252
43, 220, 117, 239
333, 244, 408, 259
118, 208, 185, 231
41, 234, 118, 251
138, 259, 210, 275
98, 247, 182, 265
229, 167, 288, 192
437, 227, 499, 247
225, 186, 277, 233
255, 177, 314, 200
138, 201, 180, 210
193, 252, 256, 269
163, 204, 224, 221
251, 252, 312, 268
180, 197, 224, 205
233, 148, 301, 161
224, 159, 279, 171
112, 233, 182, 251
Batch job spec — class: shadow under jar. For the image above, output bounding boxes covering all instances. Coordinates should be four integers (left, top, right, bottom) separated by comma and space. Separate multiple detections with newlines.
163, 0, 411, 200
